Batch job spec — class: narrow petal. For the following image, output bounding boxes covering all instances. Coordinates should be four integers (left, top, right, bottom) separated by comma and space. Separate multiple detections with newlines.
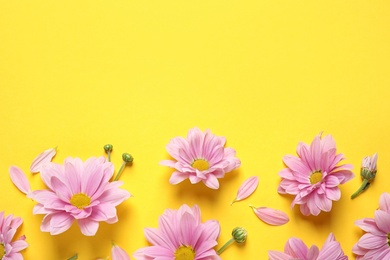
30, 147, 57, 173
9, 166, 31, 195
112, 245, 130, 260
231, 176, 259, 205
203, 174, 219, 189
251, 206, 289, 226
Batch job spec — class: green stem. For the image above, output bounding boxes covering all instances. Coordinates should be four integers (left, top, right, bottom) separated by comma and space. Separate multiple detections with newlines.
114, 162, 126, 181
107, 151, 111, 162
67, 254, 78, 260
217, 237, 235, 255
351, 179, 369, 199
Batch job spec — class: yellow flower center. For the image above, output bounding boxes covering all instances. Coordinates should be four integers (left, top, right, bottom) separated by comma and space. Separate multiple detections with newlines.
309, 171, 323, 184
0, 243, 5, 259
191, 159, 209, 171
175, 246, 195, 260
70, 193, 91, 209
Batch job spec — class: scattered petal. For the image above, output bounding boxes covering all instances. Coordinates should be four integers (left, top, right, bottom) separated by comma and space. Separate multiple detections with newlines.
112, 244, 130, 260
231, 176, 259, 205
9, 166, 31, 195
30, 147, 57, 173
250, 206, 289, 226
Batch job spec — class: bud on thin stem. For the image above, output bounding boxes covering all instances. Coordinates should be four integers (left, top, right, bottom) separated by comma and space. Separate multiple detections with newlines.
113, 153, 133, 181
104, 144, 113, 162
217, 227, 247, 255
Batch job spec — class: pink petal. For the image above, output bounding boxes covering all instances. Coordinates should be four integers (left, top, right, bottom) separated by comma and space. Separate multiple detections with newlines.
231, 176, 259, 205
30, 147, 57, 173
379, 192, 390, 213
77, 218, 99, 236
112, 245, 130, 260
251, 206, 289, 226
9, 166, 31, 195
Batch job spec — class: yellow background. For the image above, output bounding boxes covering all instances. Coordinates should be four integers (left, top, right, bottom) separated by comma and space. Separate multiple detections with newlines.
1, 1, 390, 259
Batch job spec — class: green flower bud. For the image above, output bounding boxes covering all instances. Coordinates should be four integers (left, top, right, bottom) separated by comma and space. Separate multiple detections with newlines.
232, 227, 247, 243
361, 167, 376, 181
103, 144, 113, 152
122, 153, 134, 163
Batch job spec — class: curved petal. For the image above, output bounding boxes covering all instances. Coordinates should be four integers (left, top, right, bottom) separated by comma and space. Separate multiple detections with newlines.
9, 166, 31, 195
30, 147, 57, 173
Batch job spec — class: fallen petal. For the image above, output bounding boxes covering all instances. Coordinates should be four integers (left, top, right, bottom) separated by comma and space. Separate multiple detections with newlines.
9, 166, 31, 195
112, 245, 130, 260
251, 206, 289, 226
231, 176, 259, 205
30, 147, 57, 173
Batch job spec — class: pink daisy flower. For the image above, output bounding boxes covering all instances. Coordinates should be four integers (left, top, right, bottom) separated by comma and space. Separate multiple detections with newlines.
278, 134, 354, 216
268, 233, 348, 260
31, 156, 131, 236
0, 211, 28, 260
160, 127, 241, 189
133, 204, 221, 260
352, 192, 390, 259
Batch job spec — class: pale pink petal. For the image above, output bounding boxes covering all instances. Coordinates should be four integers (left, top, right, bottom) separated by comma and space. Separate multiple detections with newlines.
268, 250, 291, 260
284, 237, 308, 258
78, 218, 99, 236
251, 206, 289, 226
169, 171, 189, 184
374, 210, 390, 233
112, 245, 130, 260
9, 166, 31, 195
203, 174, 219, 189
379, 192, 390, 213
231, 176, 259, 205
30, 147, 57, 173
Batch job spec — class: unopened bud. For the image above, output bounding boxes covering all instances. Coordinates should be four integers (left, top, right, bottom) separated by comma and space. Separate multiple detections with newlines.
232, 227, 247, 243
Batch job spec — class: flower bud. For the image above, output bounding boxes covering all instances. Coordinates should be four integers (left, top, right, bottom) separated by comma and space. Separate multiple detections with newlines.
122, 153, 133, 163
232, 227, 247, 243
360, 153, 377, 181
104, 144, 113, 152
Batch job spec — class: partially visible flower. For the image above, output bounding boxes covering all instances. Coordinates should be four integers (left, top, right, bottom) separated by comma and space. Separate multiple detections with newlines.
133, 204, 221, 260
250, 206, 289, 226
0, 211, 28, 260
268, 233, 347, 260
30, 147, 57, 173
160, 127, 241, 189
231, 176, 259, 205
351, 153, 378, 199
31, 156, 131, 236
352, 192, 390, 259
278, 133, 354, 216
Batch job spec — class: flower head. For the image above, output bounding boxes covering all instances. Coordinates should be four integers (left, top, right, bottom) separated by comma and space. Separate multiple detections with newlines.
278, 134, 354, 216
0, 211, 28, 259
353, 192, 390, 259
31, 156, 131, 236
133, 204, 221, 260
160, 127, 241, 189
268, 233, 347, 260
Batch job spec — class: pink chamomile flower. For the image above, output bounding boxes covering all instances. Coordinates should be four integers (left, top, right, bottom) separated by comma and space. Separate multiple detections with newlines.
160, 127, 240, 189
31, 156, 131, 236
133, 204, 221, 260
352, 192, 390, 259
268, 232, 348, 260
278, 133, 354, 216
0, 211, 28, 260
